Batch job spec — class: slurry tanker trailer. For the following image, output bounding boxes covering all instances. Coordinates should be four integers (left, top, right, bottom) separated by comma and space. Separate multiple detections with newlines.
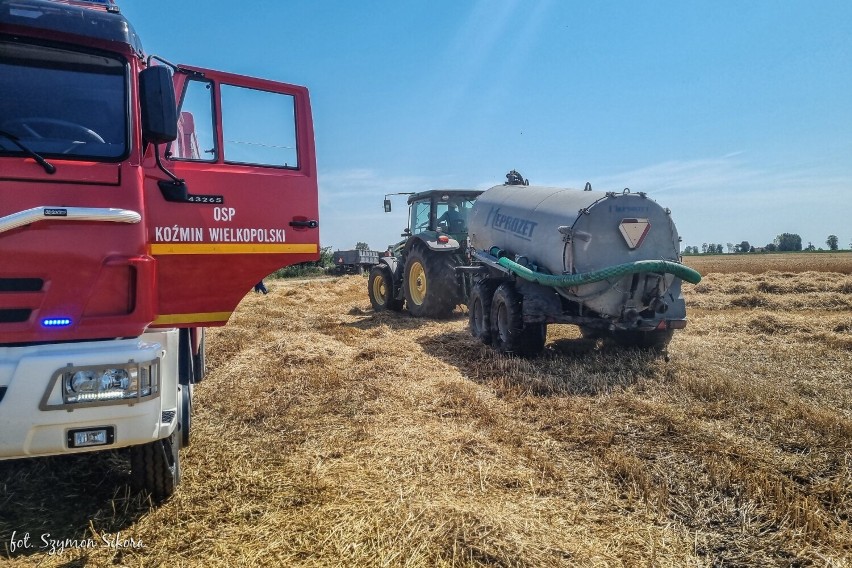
0, 0, 319, 500
464, 180, 701, 355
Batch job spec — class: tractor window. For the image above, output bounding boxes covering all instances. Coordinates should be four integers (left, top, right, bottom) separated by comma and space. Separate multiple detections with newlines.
410, 200, 431, 235
170, 79, 216, 161
220, 84, 298, 168
436, 198, 475, 233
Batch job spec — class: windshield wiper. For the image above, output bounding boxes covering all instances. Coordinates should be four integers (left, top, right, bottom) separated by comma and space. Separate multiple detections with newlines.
0, 129, 56, 174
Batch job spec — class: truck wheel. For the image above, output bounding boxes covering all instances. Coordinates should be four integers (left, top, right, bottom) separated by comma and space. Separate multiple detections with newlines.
469, 279, 499, 344
403, 248, 457, 318
130, 431, 180, 502
178, 328, 194, 386
178, 384, 192, 448
611, 329, 674, 352
193, 329, 206, 383
368, 266, 403, 311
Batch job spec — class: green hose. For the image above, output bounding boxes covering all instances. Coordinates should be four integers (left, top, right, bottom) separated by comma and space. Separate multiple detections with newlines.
495, 255, 702, 287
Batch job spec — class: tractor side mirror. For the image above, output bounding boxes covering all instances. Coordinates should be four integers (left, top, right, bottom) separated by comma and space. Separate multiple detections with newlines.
139, 66, 178, 144
383, 199, 392, 213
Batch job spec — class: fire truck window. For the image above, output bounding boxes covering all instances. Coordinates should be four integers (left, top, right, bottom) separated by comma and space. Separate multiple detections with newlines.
171, 79, 216, 161
0, 40, 127, 161
220, 84, 298, 168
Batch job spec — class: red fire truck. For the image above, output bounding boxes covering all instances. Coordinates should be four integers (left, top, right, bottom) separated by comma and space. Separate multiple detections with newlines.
0, 0, 319, 499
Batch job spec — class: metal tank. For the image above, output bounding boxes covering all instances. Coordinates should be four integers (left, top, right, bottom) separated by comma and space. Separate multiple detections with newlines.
468, 184, 684, 318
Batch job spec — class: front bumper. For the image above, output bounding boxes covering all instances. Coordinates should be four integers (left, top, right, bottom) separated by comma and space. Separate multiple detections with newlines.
0, 329, 178, 459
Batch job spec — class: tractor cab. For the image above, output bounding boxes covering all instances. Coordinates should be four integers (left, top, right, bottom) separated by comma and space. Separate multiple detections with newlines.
406, 190, 480, 240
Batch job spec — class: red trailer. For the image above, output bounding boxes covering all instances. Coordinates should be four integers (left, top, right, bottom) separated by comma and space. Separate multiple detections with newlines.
0, 0, 319, 499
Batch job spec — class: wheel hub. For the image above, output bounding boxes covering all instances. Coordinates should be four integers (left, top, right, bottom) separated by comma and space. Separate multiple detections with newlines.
409, 261, 427, 305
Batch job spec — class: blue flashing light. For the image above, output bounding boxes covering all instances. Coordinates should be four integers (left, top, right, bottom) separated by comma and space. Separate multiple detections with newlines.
42, 318, 72, 328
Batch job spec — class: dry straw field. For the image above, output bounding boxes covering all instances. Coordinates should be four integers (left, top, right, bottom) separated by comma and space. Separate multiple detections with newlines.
1, 252, 850, 567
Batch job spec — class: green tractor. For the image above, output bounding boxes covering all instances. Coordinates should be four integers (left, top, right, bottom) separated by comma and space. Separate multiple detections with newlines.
368, 189, 482, 317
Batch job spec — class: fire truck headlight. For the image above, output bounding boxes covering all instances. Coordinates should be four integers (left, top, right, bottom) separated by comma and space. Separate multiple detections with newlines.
60, 361, 159, 404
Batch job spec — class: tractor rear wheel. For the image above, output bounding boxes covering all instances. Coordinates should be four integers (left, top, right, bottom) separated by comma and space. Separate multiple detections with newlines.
403, 248, 457, 318
469, 279, 500, 344
368, 265, 403, 312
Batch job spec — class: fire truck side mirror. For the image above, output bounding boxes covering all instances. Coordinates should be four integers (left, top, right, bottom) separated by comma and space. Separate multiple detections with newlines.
139, 66, 178, 144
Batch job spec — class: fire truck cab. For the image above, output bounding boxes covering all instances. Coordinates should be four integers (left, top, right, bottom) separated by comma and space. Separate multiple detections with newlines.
0, 0, 319, 499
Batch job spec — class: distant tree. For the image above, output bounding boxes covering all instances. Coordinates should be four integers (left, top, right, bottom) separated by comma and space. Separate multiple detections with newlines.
805, 242, 816, 252
727, 243, 734, 254
701, 243, 708, 254
826, 235, 839, 251
318, 246, 334, 267
774, 233, 802, 252
737, 241, 751, 253
717, 244, 724, 254
355, 241, 370, 251
765, 243, 777, 252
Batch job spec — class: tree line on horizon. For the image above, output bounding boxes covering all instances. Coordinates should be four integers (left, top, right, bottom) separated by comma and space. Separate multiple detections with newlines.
683, 234, 846, 255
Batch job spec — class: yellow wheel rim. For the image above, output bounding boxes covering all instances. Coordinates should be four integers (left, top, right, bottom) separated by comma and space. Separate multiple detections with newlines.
409, 261, 427, 305
372, 274, 387, 302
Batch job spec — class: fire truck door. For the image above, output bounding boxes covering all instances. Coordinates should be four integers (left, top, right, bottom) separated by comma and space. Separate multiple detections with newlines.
144, 66, 319, 327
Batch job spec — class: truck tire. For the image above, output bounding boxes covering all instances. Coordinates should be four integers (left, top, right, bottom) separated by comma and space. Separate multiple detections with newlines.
611, 329, 673, 352
368, 265, 403, 312
193, 328, 206, 383
130, 431, 180, 502
469, 279, 500, 344
403, 247, 457, 318
178, 328, 194, 386
178, 383, 192, 448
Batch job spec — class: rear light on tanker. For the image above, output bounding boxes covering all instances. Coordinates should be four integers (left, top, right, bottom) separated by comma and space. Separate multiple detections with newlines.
59, 360, 159, 404
437, 235, 450, 244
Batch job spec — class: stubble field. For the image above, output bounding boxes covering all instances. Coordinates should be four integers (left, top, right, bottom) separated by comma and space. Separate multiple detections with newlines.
1, 252, 850, 567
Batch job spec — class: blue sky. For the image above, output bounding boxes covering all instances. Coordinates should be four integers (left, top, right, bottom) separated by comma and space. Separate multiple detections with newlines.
122, 1, 852, 253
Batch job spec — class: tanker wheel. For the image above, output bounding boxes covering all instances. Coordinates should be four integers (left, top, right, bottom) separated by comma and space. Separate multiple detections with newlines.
611, 329, 674, 352
469, 279, 500, 344
403, 247, 457, 318
522, 322, 548, 356
490, 283, 546, 357
368, 265, 403, 312
579, 325, 604, 340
